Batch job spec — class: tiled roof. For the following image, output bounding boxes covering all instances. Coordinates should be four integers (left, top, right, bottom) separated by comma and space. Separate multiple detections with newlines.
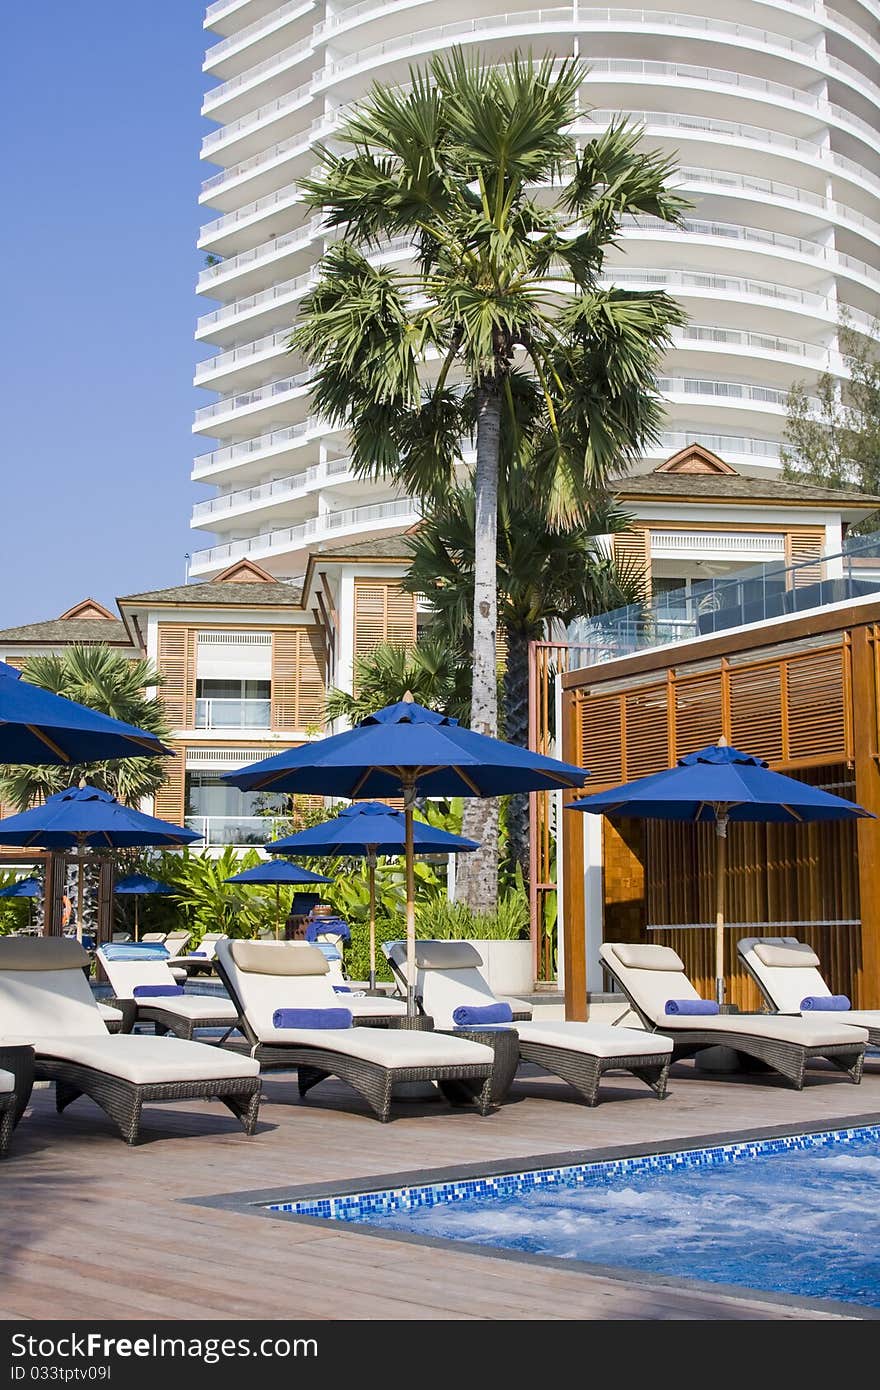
119, 580, 302, 606
0, 619, 130, 644
617, 473, 880, 506
315, 535, 416, 560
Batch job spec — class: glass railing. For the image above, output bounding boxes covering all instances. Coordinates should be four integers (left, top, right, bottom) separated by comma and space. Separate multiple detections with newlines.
194, 698, 272, 729
192, 415, 324, 475
190, 496, 417, 567
204, 37, 313, 108
185, 815, 285, 848
568, 530, 880, 669
205, 1, 310, 66
193, 369, 313, 424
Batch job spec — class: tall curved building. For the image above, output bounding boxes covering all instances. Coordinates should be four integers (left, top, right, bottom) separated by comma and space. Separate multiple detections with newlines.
191, 0, 880, 580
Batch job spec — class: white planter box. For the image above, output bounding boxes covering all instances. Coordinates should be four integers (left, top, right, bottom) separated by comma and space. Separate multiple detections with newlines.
463, 938, 532, 996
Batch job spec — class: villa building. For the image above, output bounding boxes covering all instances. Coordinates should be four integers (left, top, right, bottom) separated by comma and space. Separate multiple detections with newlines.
192, 0, 880, 578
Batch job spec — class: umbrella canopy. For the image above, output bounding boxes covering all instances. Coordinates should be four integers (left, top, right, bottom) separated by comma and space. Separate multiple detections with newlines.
0, 660, 171, 766
225, 860, 331, 941
569, 741, 871, 1002
0, 877, 42, 898
224, 862, 331, 886
114, 874, 175, 895
225, 698, 587, 1013
227, 700, 586, 799
267, 801, 480, 857
268, 801, 479, 987
0, 785, 199, 944
0, 785, 200, 849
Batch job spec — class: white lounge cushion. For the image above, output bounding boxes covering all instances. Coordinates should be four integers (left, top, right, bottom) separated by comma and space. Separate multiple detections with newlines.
231, 941, 326, 975
254, 1023, 493, 1068
614, 944, 686, 971
0, 967, 110, 1038
347, 996, 407, 1018
97, 951, 183, 1000
98, 1003, 123, 1023
754, 941, 821, 969
414, 942, 484, 970
654, 1013, 867, 1046
2, 1034, 259, 1084
0, 1070, 13, 1095
134, 996, 238, 1022
516, 1021, 673, 1058
812, 1010, 880, 1032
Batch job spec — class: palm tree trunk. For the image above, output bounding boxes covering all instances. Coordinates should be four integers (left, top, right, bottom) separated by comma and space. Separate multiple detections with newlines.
503, 626, 530, 884
456, 385, 501, 913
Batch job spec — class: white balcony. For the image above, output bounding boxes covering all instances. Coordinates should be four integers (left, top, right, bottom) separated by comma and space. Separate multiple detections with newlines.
202, 80, 315, 164
197, 216, 324, 295
194, 697, 272, 730
205, 35, 315, 117
205, 2, 316, 80
191, 456, 353, 524
192, 416, 330, 484
188, 496, 419, 575
192, 369, 313, 434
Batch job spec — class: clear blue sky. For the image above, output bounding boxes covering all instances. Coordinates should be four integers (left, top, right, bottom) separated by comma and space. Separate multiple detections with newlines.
1, 3, 209, 627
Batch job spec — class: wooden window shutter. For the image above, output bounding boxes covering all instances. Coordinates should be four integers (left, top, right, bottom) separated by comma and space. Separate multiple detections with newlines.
353, 581, 417, 690
1, 656, 24, 671
624, 683, 669, 779
157, 627, 196, 727
154, 748, 185, 824
612, 526, 650, 599
272, 629, 327, 730
785, 647, 847, 762
673, 672, 723, 756
785, 528, 825, 587
729, 663, 784, 764
580, 691, 624, 786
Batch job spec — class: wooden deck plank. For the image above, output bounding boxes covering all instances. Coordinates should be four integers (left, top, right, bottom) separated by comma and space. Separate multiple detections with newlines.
2, 1060, 878, 1321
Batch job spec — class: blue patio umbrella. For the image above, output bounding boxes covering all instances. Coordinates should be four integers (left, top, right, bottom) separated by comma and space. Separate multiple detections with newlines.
0, 659, 171, 765
569, 740, 872, 1004
0, 876, 42, 928
114, 873, 175, 942
225, 697, 587, 1013
268, 802, 479, 987
224, 860, 331, 941
0, 785, 199, 942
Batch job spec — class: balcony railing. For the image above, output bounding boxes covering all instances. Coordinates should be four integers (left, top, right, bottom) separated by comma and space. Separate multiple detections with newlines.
568, 531, 880, 670
193, 369, 313, 425
185, 815, 285, 848
194, 698, 272, 730
205, 1, 312, 67
190, 496, 417, 568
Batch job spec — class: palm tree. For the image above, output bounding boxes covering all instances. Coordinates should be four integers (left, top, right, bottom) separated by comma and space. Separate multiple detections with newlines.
0, 645, 170, 810
404, 480, 645, 876
325, 633, 470, 725
293, 48, 687, 907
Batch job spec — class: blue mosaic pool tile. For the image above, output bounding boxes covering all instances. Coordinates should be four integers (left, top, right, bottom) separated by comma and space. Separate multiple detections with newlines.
268, 1123, 880, 1221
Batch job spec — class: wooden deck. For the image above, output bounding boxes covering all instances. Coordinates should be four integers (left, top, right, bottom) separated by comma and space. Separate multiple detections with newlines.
2, 1059, 879, 1321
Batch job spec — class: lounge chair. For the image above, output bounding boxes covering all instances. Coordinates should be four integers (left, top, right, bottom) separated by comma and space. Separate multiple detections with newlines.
96, 944, 240, 1041
386, 940, 673, 1105
139, 932, 167, 945
0, 937, 261, 1143
173, 932, 227, 977
599, 942, 868, 1089
738, 936, 880, 1047
164, 931, 191, 959
0, 1046, 34, 1158
214, 939, 497, 1122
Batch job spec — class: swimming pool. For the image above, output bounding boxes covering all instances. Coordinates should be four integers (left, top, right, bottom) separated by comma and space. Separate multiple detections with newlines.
274, 1125, 880, 1309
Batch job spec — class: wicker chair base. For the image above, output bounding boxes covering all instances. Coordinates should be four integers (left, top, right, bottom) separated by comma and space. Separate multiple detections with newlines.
0, 1096, 15, 1159
34, 1059, 261, 1144
140, 1007, 241, 1042
437, 1028, 521, 1103
668, 1033, 865, 1090
518, 1041, 671, 1106
0, 1045, 36, 1131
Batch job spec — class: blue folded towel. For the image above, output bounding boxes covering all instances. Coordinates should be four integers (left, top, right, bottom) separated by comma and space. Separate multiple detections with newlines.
305, 919, 351, 943
272, 1007, 353, 1029
452, 1002, 514, 1027
800, 994, 851, 1011
664, 999, 720, 1015
190, 950, 208, 957
132, 984, 185, 999
333, 984, 352, 994
101, 943, 169, 961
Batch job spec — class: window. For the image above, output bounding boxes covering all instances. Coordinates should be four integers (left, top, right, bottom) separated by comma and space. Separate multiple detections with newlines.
194, 678, 271, 729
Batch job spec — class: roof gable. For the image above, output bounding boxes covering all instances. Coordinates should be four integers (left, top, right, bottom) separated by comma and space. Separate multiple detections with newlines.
654, 444, 737, 475
57, 598, 117, 622
213, 559, 279, 584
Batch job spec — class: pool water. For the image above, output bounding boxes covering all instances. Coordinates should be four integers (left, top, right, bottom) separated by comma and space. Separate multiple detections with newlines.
281, 1126, 880, 1308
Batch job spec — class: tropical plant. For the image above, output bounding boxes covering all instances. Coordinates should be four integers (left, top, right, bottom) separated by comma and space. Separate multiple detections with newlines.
0, 871, 34, 935
292, 49, 686, 908
404, 479, 646, 874
325, 633, 470, 724
783, 315, 880, 505
155, 847, 270, 941
0, 645, 170, 810
415, 883, 530, 940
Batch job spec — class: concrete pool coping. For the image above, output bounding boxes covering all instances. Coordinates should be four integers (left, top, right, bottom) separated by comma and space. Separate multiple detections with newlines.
185, 1110, 880, 1321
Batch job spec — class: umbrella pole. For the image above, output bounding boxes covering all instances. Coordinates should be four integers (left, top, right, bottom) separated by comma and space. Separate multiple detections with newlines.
367, 850, 377, 991
275, 882, 280, 941
404, 785, 416, 1019
714, 812, 729, 1006
76, 839, 85, 945
134, 895, 139, 942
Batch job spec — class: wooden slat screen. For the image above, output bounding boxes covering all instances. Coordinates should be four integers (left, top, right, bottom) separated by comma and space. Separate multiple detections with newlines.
577, 643, 850, 788
154, 748, 186, 824
612, 526, 650, 599
156, 627, 196, 728
785, 527, 825, 587
353, 581, 417, 690
271, 628, 326, 731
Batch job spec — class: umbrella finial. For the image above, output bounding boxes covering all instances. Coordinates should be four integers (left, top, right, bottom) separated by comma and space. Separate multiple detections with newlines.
77, 776, 87, 788
717, 736, 728, 747
402, 690, 415, 703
